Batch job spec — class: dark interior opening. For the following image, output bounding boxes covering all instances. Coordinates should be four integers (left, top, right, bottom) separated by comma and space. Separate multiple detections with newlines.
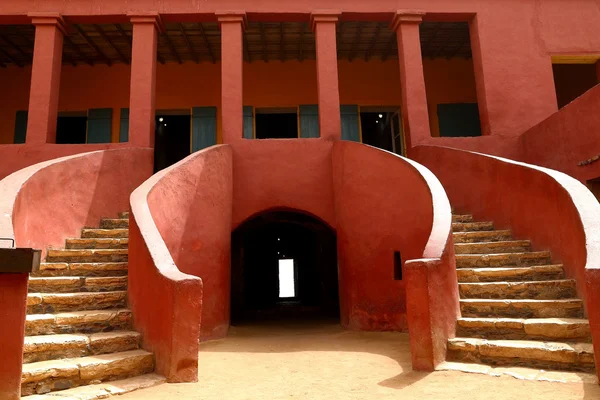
255, 112, 298, 139
154, 114, 191, 173
360, 112, 403, 154
587, 177, 600, 203
552, 64, 599, 109
231, 210, 339, 324
394, 251, 402, 280
56, 116, 87, 144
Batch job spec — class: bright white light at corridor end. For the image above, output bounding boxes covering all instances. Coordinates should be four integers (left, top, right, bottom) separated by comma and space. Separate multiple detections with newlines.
378, 114, 383, 118
159, 117, 164, 122
279, 259, 295, 298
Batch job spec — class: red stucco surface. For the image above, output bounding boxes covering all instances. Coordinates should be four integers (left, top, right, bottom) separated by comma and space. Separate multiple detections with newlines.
412, 145, 600, 378
519, 84, 600, 184
0, 148, 153, 399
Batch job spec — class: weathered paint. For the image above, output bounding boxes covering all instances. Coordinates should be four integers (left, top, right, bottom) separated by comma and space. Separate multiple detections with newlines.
412, 145, 600, 379
0, 148, 153, 399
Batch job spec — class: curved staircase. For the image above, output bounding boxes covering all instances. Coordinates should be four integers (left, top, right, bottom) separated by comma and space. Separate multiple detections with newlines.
446, 214, 595, 374
22, 212, 164, 398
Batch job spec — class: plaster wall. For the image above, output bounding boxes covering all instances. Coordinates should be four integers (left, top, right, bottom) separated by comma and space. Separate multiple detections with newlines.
1, 58, 477, 145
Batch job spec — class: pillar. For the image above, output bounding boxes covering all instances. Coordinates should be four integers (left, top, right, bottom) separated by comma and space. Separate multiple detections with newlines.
311, 11, 341, 141
391, 10, 430, 150
128, 13, 162, 148
26, 13, 67, 145
217, 11, 246, 144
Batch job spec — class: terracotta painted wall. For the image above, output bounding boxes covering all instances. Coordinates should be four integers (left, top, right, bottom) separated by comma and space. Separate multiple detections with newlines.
519, 83, 600, 185
1, 58, 477, 145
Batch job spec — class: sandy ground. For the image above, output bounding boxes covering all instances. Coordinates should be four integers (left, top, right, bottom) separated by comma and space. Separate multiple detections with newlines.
119, 320, 600, 400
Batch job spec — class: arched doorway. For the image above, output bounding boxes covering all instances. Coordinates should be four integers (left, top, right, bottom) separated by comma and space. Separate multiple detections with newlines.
230, 210, 339, 324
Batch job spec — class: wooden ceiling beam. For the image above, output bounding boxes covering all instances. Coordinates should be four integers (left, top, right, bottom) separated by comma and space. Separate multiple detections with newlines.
115, 23, 164, 65
298, 23, 305, 62
259, 23, 268, 62
348, 22, 364, 62
93, 24, 129, 64
18, 30, 76, 66
162, 30, 182, 64
422, 22, 442, 56
0, 34, 30, 62
243, 33, 250, 63
280, 23, 285, 62
381, 32, 396, 61
73, 25, 113, 65
364, 23, 381, 61
447, 38, 467, 59
198, 23, 215, 64
432, 32, 452, 59
179, 24, 199, 63
63, 35, 94, 66
0, 46, 22, 67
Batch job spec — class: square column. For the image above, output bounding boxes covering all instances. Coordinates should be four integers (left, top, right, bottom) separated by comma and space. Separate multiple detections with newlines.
217, 11, 246, 144
392, 10, 430, 150
26, 13, 67, 145
311, 11, 341, 141
128, 13, 163, 148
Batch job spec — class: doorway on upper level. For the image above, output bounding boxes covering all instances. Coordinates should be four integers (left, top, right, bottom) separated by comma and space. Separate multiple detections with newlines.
153, 110, 191, 173
254, 108, 299, 139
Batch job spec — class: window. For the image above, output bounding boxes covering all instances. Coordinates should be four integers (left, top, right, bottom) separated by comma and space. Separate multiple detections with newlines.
278, 259, 296, 298
437, 103, 482, 137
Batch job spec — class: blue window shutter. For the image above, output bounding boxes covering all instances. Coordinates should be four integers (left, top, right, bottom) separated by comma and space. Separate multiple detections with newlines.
341, 105, 360, 142
14, 110, 28, 144
192, 107, 217, 152
87, 108, 113, 143
243, 106, 254, 139
119, 108, 129, 142
299, 105, 319, 138
437, 103, 482, 137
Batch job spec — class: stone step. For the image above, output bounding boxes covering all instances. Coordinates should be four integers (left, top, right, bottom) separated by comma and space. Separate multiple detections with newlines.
66, 238, 128, 250
436, 361, 598, 383
23, 331, 141, 363
100, 218, 129, 229
32, 262, 128, 277
118, 211, 130, 219
453, 230, 513, 244
21, 349, 154, 397
46, 249, 128, 263
452, 221, 494, 232
454, 240, 531, 255
28, 276, 128, 293
26, 309, 132, 336
456, 251, 552, 269
452, 214, 473, 223
27, 291, 127, 314
460, 298, 584, 319
456, 317, 591, 342
457, 265, 565, 283
24, 373, 165, 400
81, 228, 129, 239
447, 337, 595, 372
458, 279, 577, 300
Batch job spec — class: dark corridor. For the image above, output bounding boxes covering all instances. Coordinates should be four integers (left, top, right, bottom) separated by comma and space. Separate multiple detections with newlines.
231, 211, 339, 324
154, 114, 191, 173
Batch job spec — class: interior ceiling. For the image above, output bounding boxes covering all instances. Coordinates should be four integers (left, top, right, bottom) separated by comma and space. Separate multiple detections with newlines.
0, 21, 471, 67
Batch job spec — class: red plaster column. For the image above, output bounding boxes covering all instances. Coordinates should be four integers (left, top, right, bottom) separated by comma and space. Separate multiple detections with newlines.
392, 10, 430, 151
26, 14, 67, 145
311, 11, 341, 141
217, 11, 246, 144
128, 13, 162, 148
